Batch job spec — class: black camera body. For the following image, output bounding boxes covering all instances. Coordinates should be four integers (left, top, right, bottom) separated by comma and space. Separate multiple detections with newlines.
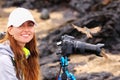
57, 35, 104, 57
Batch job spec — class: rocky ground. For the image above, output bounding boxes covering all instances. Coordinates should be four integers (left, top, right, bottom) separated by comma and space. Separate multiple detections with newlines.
0, 0, 120, 80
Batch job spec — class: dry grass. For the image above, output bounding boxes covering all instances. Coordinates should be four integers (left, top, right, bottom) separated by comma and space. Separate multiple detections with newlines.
70, 53, 120, 76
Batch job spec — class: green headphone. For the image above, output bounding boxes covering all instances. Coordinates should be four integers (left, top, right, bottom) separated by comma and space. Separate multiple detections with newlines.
22, 47, 30, 58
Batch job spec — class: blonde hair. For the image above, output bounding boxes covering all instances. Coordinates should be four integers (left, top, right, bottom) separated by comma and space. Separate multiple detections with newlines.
0, 32, 41, 80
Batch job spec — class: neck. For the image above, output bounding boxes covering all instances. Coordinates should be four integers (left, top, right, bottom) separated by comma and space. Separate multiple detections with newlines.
17, 42, 26, 48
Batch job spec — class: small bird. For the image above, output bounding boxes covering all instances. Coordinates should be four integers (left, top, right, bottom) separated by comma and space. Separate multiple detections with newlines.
102, 0, 111, 5
72, 24, 101, 38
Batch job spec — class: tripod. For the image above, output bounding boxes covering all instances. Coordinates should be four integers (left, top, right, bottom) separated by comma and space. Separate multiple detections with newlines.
56, 34, 104, 80
57, 56, 76, 80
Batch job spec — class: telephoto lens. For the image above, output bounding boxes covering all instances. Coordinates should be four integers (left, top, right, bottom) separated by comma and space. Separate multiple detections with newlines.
60, 35, 104, 57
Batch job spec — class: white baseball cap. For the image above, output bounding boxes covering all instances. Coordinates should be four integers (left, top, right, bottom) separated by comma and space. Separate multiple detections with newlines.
7, 7, 37, 27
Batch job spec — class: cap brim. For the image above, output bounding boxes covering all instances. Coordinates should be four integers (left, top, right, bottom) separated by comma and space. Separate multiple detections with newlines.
7, 19, 37, 27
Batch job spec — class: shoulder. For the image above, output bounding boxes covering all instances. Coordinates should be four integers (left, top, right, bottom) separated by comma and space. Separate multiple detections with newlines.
0, 41, 14, 57
0, 54, 13, 68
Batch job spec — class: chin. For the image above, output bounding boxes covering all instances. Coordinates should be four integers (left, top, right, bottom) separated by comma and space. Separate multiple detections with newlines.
22, 41, 30, 44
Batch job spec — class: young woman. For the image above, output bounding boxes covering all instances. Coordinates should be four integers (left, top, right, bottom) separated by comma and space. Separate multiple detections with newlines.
0, 7, 42, 80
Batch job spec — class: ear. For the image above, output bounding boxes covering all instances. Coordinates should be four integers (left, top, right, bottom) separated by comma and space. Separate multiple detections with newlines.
7, 26, 14, 35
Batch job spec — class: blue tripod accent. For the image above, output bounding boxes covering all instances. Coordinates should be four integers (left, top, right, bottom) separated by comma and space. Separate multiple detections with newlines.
57, 56, 76, 80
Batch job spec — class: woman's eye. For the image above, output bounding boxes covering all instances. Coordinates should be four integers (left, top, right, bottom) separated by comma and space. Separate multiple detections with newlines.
28, 23, 34, 27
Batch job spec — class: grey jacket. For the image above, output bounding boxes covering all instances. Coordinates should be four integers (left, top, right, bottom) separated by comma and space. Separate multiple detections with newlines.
0, 41, 18, 80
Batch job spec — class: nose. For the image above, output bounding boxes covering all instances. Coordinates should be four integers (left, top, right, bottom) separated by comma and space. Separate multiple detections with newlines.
24, 26, 28, 31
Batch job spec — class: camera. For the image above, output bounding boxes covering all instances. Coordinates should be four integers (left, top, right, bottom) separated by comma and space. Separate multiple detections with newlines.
57, 35, 104, 57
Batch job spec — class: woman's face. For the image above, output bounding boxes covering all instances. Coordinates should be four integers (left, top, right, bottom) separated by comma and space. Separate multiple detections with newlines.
8, 21, 35, 47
